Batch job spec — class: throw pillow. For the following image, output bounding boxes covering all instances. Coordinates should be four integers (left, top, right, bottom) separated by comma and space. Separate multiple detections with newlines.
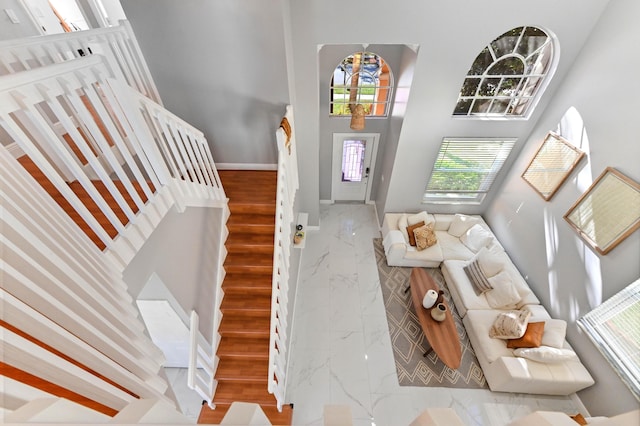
407, 211, 429, 226
513, 346, 579, 363
448, 214, 481, 237
463, 258, 493, 295
507, 321, 545, 348
541, 319, 567, 349
489, 309, 532, 339
476, 247, 505, 277
460, 224, 494, 253
414, 223, 437, 251
397, 214, 410, 244
406, 221, 425, 247
485, 271, 522, 309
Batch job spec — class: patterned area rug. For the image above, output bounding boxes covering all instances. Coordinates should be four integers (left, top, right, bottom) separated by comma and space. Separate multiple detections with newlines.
373, 238, 488, 389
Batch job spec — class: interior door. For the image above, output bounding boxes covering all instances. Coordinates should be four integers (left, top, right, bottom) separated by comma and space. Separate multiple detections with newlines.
332, 133, 378, 202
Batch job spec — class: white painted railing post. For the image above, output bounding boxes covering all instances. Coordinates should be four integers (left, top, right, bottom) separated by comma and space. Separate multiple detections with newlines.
187, 311, 216, 409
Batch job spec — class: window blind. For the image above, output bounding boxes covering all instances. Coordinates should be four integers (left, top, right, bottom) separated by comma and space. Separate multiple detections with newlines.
424, 139, 515, 203
578, 278, 640, 400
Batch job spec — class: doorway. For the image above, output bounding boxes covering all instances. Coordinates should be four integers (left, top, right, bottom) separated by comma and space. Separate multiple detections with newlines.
332, 133, 379, 202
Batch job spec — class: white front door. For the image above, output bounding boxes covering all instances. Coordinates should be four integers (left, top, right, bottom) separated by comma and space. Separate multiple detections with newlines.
332, 133, 379, 202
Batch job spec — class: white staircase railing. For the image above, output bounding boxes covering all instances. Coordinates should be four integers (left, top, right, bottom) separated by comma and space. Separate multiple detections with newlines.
267, 105, 299, 411
0, 20, 162, 105
188, 311, 217, 409
0, 55, 225, 268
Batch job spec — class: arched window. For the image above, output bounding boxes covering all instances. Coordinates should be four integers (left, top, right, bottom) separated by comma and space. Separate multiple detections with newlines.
330, 52, 393, 117
453, 26, 554, 118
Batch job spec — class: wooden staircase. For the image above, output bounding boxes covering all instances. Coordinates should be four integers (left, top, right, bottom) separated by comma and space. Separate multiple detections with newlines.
198, 170, 293, 425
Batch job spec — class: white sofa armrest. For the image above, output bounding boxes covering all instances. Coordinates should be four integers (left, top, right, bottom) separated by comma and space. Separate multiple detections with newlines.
383, 230, 407, 265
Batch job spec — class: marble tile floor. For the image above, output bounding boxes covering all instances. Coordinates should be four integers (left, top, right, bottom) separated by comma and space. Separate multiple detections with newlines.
286, 203, 581, 426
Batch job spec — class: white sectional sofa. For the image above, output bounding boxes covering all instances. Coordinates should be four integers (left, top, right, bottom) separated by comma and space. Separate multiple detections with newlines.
381, 212, 595, 396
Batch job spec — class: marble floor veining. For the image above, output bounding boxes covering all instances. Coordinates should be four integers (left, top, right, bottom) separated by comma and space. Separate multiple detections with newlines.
286, 203, 580, 426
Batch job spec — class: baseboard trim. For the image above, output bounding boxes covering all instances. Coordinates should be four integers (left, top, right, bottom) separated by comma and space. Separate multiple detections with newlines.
320, 199, 334, 205
216, 163, 278, 171
570, 393, 590, 417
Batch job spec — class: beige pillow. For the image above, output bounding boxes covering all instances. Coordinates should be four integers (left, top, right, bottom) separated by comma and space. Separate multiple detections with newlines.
448, 214, 481, 237
460, 224, 494, 253
541, 319, 567, 349
489, 309, 531, 339
414, 223, 437, 251
406, 221, 425, 246
407, 211, 429, 226
485, 271, 522, 309
513, 346, 578, 363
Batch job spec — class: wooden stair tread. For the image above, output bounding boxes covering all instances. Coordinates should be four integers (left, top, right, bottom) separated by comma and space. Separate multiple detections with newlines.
221, 292, 271, 311
215, 358, 268, 381
224, 252, 273, 267
217, 336, 270, 359
198, 402, 293, 425
222, 274, 272, 290
212, 381, 276, 405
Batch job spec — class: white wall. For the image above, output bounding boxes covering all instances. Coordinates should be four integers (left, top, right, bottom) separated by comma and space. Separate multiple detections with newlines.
121, 0, 290, 167
0, 0, 42, 39
485, 0, 640, 416
286, 0, 610, 226
123, 206, 223, 342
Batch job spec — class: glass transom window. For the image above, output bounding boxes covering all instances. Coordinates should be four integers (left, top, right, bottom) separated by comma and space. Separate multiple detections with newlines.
330, 52, 392, 117
424, 138, 516, 204
453, 26, 554, 118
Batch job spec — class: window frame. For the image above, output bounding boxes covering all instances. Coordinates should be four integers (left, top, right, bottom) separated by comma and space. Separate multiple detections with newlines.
423, 138, 516, 205
330, 52, 393, 118
453, 26, 555, 119
577, 279, 640, 400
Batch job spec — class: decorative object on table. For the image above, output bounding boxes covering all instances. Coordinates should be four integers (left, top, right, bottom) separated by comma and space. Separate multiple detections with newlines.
422, 289, 438, 309
564, 167, 640, 255
522, 131, 585, 201
430, 303, 447, 322
373, 238, 488, 389
293, 231, 304, 245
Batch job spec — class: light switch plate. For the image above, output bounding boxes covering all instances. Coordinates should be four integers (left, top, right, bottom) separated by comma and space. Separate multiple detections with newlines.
4, 8, 20, 24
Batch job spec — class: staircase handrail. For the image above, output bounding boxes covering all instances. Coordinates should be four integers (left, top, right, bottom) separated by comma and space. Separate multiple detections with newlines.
267, 105, 299, 411
0, 20, 162, 105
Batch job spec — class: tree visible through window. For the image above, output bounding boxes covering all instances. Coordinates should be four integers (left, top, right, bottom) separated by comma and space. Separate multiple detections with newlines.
330, 52, 392, 117
454, 26, 554, 118
424, 139, 515, 204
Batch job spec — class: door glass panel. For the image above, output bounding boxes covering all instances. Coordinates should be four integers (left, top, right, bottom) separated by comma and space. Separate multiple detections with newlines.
342, 139, 366, 182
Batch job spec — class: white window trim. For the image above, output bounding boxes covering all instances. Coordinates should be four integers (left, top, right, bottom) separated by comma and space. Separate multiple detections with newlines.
423, 138, 516, 205
577, 278, 640, 400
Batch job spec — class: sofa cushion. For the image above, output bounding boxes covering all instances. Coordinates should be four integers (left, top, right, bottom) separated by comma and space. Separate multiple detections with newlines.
448, 214, 482, 237
463, 259, 493, 295
489, 309, 532, 339
507, 322, 545, 348
407, 221, 425, 246
513, 346, 579, 364
486, 271, 522, 309
408, 211, 430, 226
436, 231, 476, 260
398, 214, 410, 244
414, 223, 437, 251
476, 247, 505, 277
464, 310, 516, 363
403, 241, 444, 263
460, 224, 494, 253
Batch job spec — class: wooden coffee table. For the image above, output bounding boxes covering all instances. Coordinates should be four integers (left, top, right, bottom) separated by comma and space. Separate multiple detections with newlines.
409, 268, 462, 369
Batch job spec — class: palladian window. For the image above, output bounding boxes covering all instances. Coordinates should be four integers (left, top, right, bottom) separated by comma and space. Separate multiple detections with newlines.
453, 26, 554, 118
